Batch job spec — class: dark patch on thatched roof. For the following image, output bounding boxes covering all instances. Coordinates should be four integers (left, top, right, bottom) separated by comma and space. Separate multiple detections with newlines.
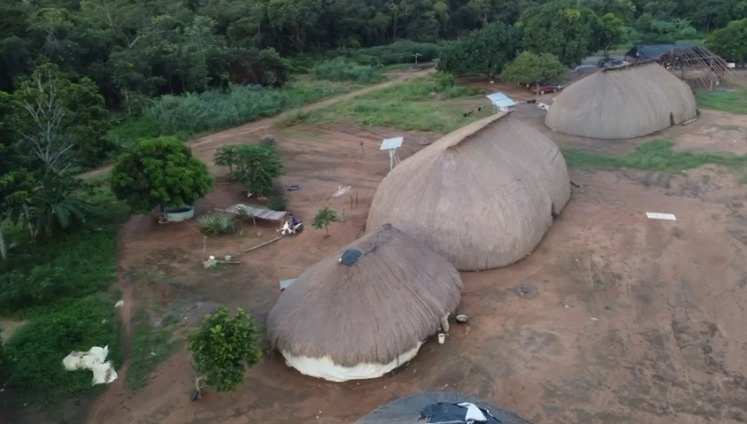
267, 224, 462, 366
339, 249, 363, 266
545, 62, 697, 139
366, 113, 570, 271
355, 392, 534, 424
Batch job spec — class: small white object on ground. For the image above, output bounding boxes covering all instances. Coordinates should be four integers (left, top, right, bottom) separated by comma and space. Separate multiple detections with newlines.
114, 300, 124, 308
645, 212, 677, 221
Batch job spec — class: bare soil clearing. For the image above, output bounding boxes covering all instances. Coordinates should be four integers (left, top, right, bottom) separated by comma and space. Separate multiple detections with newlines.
76, 74, 747, 424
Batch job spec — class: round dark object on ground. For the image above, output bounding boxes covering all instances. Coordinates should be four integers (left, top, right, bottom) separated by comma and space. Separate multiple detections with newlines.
288, 184, 301, 191
455, 314, 470, 324
355, 392, 534, 424
190, 390, 200, 402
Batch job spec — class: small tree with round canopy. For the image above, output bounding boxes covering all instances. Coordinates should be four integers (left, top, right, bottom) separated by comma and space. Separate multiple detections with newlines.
110, 137, 213, 214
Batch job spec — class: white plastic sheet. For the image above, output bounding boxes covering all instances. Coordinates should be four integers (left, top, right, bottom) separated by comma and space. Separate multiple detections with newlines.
62, 345, 118, 385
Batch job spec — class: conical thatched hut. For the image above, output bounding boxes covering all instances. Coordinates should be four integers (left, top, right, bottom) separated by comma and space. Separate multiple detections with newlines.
267, 224, 462, 382
366, 113, 570, 271
545, 62, 697, 139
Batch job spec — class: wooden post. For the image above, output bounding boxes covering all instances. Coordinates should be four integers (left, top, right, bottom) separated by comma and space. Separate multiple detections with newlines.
341, 207, 346, 223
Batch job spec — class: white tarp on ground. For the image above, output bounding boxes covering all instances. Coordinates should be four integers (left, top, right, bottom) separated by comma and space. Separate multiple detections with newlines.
62, 345, 118, 385
281, 342, 423, 382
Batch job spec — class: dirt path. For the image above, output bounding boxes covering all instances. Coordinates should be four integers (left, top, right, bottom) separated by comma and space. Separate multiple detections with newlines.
77, 68, 436, 180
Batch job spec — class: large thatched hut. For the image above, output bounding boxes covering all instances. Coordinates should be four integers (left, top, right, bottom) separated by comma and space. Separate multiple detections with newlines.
266, 224, 462, 382
366, 112, 570, 271
545, 61, 697, 139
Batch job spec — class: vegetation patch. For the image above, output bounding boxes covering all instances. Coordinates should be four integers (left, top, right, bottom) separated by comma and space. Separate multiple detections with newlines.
3, 293, 123, 393
126, 310, 178, 391
563, 139, 747, 173
695, 88, 747, 114
198, 214, 238, 236
301, 75, 484, 132
110, 76, 365, 153
348, 40, 440, 66
313, 58, 383, 83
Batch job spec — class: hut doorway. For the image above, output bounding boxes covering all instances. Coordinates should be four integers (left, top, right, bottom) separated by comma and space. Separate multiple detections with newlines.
670, 112, 675, 126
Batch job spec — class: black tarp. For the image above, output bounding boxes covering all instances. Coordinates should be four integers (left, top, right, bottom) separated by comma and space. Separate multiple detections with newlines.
355, 392, 534, 424
420, 402, 503, 423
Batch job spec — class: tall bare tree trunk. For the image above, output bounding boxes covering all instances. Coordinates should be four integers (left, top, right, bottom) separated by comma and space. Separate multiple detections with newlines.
0, 227, 7, 261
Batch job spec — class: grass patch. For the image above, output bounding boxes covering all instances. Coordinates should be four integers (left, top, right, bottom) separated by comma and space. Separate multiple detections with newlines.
126, 310, 178, 391
301, 75, 485, 132
198, 213, 237, 236
3, 293, 123, 393
695, 88, 747, 114
312, 57, 383, 83
106, 75, 367, 159
0, 184, 126, 316
563, 139, 747, 173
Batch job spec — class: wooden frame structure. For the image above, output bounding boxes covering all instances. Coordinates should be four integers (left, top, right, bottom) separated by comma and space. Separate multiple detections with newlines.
657, 46, 733, 90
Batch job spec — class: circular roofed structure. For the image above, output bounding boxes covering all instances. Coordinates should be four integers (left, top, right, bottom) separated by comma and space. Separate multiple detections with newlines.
545, 61, 697, 139
366, 112, 570, 271
266, 224, 462, 382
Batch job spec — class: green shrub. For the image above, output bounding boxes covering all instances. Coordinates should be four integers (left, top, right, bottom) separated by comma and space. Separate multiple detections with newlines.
0, 225, 119, 315
312, 58, 383, 83
4, 294, 123, 392
266, 184, 288, 211
198, 214, 237, 235
275, 110, 311, 128
259, 136, 278, 148
351, 40, 440, 66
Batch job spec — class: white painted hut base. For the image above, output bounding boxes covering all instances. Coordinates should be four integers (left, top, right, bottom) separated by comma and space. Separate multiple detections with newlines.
281, 342, 423, 382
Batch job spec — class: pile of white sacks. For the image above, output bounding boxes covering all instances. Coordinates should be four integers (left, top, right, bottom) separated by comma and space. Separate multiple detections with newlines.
62, 345, 118, 385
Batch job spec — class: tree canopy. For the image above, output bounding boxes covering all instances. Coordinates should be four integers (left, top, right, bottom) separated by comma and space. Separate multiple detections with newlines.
110, 137, 213, 213
706, 18, 747, 61
214, 141, 284, 196
500, 52, 567, 86
187, 306, 262, 393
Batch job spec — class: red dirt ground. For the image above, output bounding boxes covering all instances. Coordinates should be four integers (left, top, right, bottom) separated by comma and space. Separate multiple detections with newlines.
20, 70, 747, 423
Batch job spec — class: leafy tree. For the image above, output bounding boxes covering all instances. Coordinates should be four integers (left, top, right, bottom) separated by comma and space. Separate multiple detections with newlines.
214, 141, 283, 196
12, 62, 111, 168
438, 21, 518, 77
596, 13, 626, 55
311, 205, 337, 237
9, 64, 98, 239
706, 18, 747, 62
187, 306, 262, 393
110, 137, 213, 214
517, 0, 601, 66
500, 52, 567, 91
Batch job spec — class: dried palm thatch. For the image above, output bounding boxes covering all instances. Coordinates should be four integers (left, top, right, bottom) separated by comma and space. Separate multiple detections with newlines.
267, 224, 462, 367
545, 61, 697, 139
366, 112, 570, 271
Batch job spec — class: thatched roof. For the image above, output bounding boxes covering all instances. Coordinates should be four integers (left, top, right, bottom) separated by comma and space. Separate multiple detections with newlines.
366, 112, 570, 271
266, 224, 462, 367
356, 392, 534, 424
545, 62, 697, 139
